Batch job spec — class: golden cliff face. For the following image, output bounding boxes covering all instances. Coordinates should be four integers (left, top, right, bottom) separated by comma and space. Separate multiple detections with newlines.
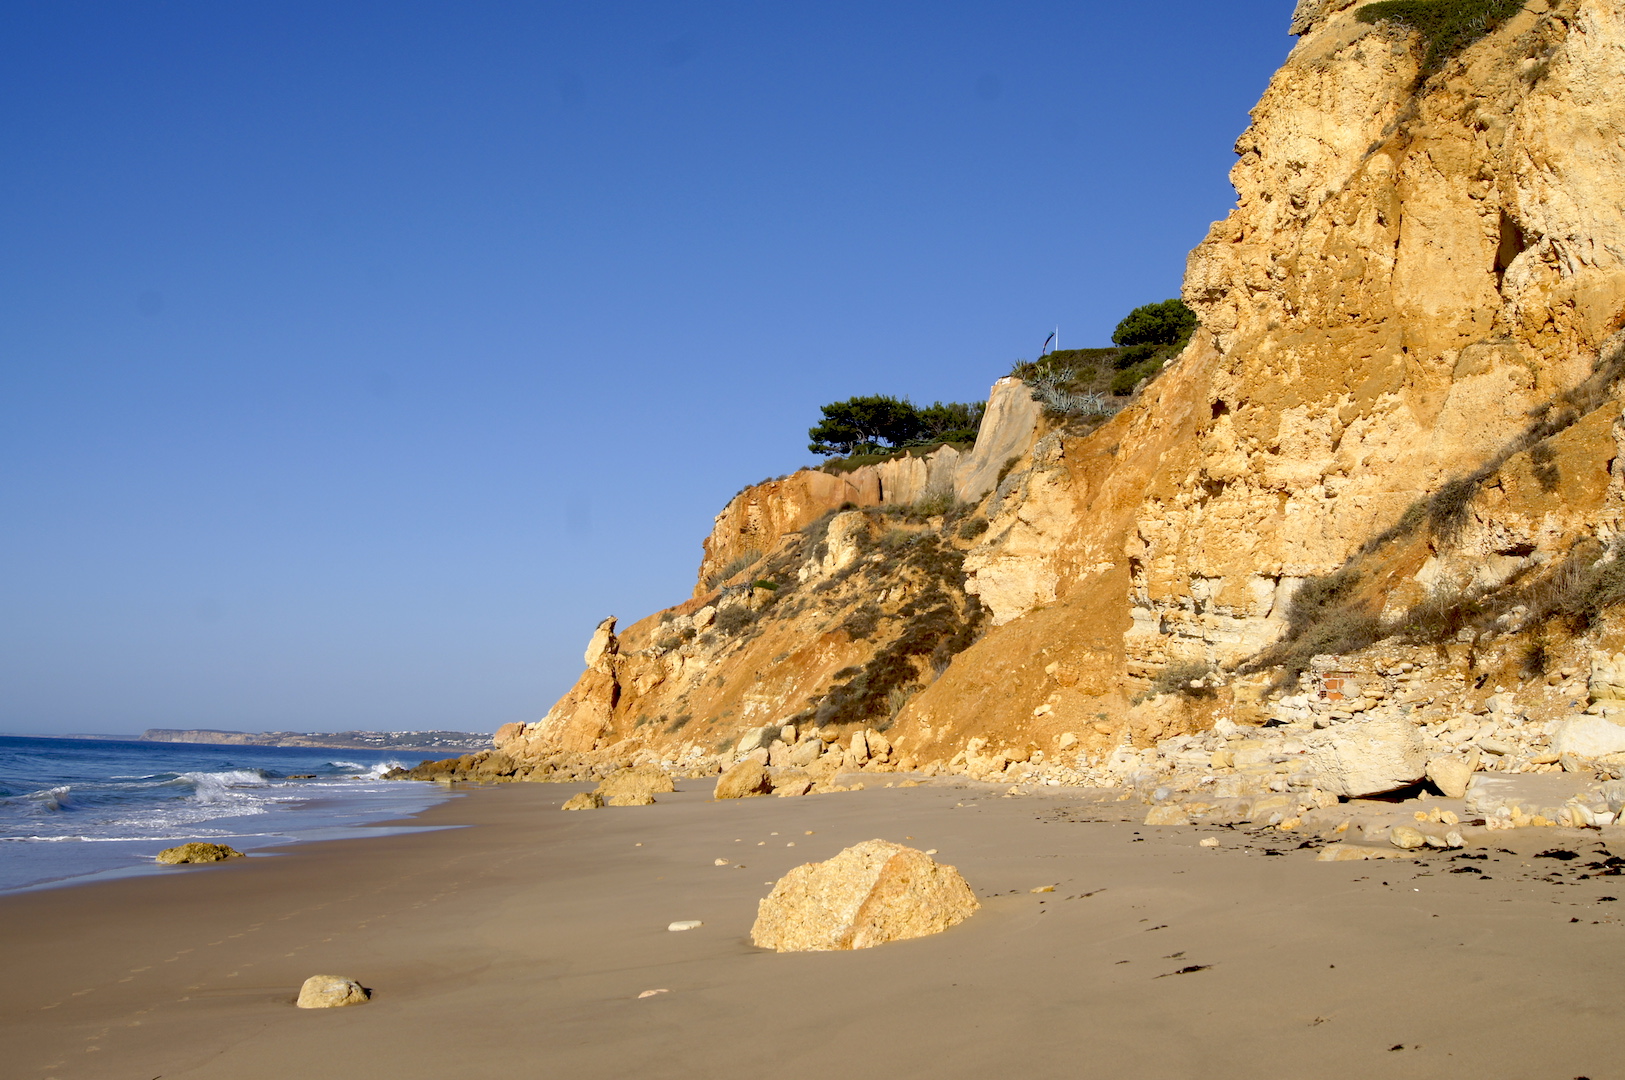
507, 1, 1625, 775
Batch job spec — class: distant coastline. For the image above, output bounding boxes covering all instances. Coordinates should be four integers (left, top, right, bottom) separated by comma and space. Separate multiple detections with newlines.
138, 728, 494, 753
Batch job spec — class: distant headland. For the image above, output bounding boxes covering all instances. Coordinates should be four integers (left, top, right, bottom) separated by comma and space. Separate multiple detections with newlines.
140, 728, 493, 753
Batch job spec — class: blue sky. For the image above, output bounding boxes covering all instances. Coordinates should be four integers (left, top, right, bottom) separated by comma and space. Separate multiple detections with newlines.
1, 1, 1295, 736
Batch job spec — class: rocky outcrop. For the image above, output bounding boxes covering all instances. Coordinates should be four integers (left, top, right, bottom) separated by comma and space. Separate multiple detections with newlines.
155, 842, 244, 865
750, 840, 979, 952
695, 378, 1040, 593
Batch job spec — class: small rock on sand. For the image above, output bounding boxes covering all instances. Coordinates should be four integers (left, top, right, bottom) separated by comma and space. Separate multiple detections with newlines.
751, 839, 978, 952
1199, 837, 1220, 848
155, 842, 244, 865
296, 975, 369, 1009
561, 792, 604, 811
1389, 825, 1427, 850
607, 792, 656, 807
714, 858, 730, 866
1144, 805, 1189, 826
668, 920, 703, 931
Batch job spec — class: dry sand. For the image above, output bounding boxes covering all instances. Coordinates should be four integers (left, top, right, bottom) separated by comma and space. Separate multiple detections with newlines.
3, 779, 1622, 1079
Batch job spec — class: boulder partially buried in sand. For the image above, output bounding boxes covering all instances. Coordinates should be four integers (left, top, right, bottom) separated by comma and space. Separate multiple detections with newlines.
296, 974, 369, 1009
751, 839, 979, 952
561, 792, 604, 810
596, 764, 676, 800
715, 759, 773, 800
155, 842, 244, 865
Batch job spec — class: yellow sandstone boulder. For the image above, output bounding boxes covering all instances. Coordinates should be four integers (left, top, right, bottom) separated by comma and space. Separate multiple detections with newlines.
751, 839, 979, 952
296, 975, 369, 1009
715, 760, 774, 800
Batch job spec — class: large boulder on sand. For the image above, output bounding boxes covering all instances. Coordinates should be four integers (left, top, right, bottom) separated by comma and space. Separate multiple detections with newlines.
1305, 716, 1426, 797
596, 764, 675, 800
1426, 753, 1477, 799
715, 760, 774, 800
156, 842, 244, 865
751, 840, 979, 952
1552, 715, 1625, 758
296, 975, 369, 1009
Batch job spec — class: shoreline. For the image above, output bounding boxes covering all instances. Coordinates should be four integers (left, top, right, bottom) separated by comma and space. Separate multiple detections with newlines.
4, 778, 1623, 1079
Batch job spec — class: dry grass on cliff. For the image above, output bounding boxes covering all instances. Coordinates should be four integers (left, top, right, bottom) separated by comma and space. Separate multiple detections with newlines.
774, 523, 986, 732
1135, 661, 1219, 705
1251, 533, 1625, 690
1358, 335, 1625, 561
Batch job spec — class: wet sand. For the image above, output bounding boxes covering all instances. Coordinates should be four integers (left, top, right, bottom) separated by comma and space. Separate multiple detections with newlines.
3, 779, 1622, 1080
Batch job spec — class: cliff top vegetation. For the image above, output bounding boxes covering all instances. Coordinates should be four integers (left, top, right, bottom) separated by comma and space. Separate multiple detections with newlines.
1356, 0, 1529, 77
1012, 297, 1198, 419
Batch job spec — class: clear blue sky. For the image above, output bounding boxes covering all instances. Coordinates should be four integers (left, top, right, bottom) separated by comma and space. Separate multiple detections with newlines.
1, 1, 1295, 736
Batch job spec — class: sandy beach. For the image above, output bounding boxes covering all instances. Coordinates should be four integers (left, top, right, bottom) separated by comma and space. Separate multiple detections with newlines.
3, 779, 1622, 1080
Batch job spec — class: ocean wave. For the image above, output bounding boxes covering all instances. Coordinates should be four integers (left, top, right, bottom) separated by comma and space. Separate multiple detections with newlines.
24, 785, 72, 811
170, 770, 272, 804
329, 760, 408, 779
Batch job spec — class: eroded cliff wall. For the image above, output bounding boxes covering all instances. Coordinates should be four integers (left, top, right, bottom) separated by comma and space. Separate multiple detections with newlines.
485, 0, 1625, 785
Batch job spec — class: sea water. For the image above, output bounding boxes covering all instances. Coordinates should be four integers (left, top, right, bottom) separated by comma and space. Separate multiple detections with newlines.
0, 735, 457, 894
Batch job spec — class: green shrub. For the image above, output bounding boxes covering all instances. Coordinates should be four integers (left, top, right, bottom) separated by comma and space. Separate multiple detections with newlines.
808, 395, 985, 457
1356, 0, 1528, 76
1113, 343, 1160, 370
1111, 358, 1164, 395
958, 516, 989, 541
911, 489, 957, 519
1112, 299, 1197, 348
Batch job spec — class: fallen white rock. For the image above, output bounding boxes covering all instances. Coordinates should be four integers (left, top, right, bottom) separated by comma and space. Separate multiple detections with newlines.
1305, 716, 1425, 797
1552, 715, 1625, 759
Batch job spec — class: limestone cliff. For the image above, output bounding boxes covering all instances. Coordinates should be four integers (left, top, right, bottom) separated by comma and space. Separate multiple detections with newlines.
695, 378, 1040, 593
457, 0, 1625, 790
895, 0, 1625, 759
